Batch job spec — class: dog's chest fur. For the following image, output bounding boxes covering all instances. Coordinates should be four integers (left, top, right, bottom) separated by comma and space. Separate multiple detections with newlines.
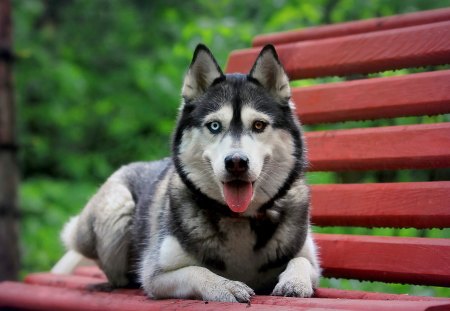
158, 214, 283, 291
215, 218, 282, 288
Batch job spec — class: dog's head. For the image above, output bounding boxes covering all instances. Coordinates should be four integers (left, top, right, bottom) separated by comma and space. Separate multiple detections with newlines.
173, 44, 305, 215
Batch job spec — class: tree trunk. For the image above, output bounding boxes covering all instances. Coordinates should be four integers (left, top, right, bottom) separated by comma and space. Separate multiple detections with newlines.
0, 0, 19, 281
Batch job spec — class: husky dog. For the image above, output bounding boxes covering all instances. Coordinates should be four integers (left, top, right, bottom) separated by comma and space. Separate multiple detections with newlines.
56, 44, 320, 303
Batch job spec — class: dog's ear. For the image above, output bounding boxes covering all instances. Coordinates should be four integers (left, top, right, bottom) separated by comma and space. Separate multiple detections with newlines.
182, 44, 225, 101
248, 44, 291, 101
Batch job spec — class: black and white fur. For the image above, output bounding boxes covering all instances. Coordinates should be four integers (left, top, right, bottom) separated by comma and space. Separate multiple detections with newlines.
55, 44, 320, 303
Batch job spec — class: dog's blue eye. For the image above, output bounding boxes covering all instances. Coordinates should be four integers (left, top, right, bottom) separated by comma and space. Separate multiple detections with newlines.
206, 121, 222, 134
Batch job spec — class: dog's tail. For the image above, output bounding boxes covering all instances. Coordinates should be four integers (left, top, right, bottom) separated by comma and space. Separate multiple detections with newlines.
60, 215, 80, 251
51, 250, 86, 274
51, 216, 95, 274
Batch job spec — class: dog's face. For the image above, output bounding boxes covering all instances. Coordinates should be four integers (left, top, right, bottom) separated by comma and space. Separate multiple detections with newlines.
173, 45, 305, 215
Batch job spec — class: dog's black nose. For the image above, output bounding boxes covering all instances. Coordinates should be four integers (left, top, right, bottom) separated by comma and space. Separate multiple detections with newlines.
225, 153, 249, 175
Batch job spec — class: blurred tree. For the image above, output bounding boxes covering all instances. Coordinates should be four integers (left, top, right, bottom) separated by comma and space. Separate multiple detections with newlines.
0, 0, 20, 281
14, 0, 450, 182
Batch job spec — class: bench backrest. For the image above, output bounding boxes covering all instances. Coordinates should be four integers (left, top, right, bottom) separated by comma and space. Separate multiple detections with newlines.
226, 8, 450, 288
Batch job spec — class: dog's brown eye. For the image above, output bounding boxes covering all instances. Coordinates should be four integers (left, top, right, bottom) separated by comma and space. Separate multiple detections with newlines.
252, 120, 267, 133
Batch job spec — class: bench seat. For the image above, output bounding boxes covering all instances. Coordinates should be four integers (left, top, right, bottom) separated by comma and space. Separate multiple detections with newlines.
0, 266, 449, 310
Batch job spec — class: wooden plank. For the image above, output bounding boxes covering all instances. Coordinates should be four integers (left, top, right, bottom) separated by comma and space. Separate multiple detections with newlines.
0, 282, 341, 311
251, 296, 450, 311
0, 282, 447, 311
253, 8, 450, 46
74, 265, 107, 279
313, 287, 450, 302
315, 234, 450, 286
26, 272, 107, 290
310, 181, 450, 228
306, 123, 450, 171
24, 270, 450, 302
226, 21, 450, 79
294, 70, 450, 124
25, 272, 141, 295
69, 267, 450, 302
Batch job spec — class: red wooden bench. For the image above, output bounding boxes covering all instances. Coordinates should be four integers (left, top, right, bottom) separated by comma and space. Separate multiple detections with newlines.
1, 7, 450, 311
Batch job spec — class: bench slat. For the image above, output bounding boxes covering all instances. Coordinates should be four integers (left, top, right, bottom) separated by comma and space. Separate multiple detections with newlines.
26, 272, 108, 290
306, 123, 450, 171
253, 8, 450, 46
311, 181, 450, 228
316, 234, 450, 286
294, 70, 450, 124
251, 296, 450, 311
25, 272, 142, 295
23, 270, 450, 302
73, 265, 107, 279
1, 281, 447, 311
0, 282, 297, 311
313, 288, 450, 302
226, 21, 450, 79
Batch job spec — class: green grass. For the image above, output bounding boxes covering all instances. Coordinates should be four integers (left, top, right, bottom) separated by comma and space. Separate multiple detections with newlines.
319, 278, 450, 298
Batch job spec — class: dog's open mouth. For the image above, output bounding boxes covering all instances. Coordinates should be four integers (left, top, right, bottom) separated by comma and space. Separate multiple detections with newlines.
222, 180, 254, 213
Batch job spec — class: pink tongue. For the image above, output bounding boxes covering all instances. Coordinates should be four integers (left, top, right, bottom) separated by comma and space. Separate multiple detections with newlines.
223, 181, 253, 213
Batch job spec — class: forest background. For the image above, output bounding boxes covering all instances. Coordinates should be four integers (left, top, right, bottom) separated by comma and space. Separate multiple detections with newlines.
13, 0, 450, 297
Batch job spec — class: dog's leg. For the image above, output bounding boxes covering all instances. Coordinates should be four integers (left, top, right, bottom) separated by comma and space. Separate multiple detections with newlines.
92, 182, 134, 287
140, 235, 254, 303
148, 267, 255, 303
271, 230, 320, 297
60, 169, 135, 287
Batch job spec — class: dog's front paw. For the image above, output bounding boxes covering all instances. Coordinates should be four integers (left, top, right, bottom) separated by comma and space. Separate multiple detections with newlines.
271, 276, 314, 298
202, 279, 255, 303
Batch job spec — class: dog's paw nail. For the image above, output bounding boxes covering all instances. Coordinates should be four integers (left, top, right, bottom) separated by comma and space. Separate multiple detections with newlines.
227, 280, 254, 303
204, 280, 254, 303
271, 279, 314, 298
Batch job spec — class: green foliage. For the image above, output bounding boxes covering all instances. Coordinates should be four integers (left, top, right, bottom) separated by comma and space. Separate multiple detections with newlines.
20, 178, 97, 278
13, 0, 450, 297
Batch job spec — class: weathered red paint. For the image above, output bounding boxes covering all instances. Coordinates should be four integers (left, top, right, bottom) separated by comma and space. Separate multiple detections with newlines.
1, 281, 448, 311
226, 22, 450, 79
251, 295, 450, 311
74, 265, 107, 280
253, 8, 450, 46
315, 234, 450, 287
293, 70, 450, 125
310, 182, 450, 228
66, 267, 450, 301
25, 272, 106, 290
26, 270, 448, 302
313, 287, 450, 302
306, 123, 450, 171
